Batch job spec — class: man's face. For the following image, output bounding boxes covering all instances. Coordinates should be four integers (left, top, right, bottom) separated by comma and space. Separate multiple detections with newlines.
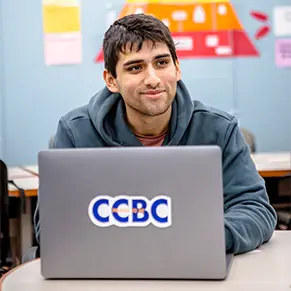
104, 40, 181, 117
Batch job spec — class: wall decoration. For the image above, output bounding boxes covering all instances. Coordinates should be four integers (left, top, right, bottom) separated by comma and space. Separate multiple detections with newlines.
96, 0, 260, 62
275, 38, 291, 67
250, 11, 270, 40
273, 5, 291, 36
42, 0, 82, 66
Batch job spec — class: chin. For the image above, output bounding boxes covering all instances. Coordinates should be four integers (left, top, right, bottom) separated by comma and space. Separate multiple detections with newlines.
144, 106, 171, 117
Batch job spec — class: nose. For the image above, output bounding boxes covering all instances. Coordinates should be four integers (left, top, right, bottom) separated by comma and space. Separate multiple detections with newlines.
144, 66, 160, 88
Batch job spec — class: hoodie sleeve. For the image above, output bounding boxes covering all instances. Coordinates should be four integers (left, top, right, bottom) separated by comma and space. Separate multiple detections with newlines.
34, 117, 75, 244
222, 117, 277, 254
53, 117, 75, 147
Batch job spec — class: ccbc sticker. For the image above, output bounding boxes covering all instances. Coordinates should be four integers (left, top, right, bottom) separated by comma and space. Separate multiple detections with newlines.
88, 195, 172, 228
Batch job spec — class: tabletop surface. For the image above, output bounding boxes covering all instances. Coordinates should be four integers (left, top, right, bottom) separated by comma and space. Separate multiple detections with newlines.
1, 231, 291, 291
251, 152, 291, 171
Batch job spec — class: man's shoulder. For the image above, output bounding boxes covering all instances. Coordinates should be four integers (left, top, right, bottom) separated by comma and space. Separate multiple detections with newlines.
56, 101, 101, 148
192, 100, 234, 124
189, 100, 238, 145
60, 103, 91, 127
60, 90, 104, 128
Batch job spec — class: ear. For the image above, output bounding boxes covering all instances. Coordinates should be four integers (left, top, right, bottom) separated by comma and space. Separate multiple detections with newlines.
103, 69, 119, 93
175, 59, 181, 81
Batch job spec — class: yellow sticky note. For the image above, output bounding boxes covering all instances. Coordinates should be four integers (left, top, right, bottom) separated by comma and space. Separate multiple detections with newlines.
43, 4, 81, 33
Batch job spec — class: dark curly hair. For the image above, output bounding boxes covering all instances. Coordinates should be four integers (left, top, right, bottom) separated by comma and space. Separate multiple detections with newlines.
102, 13, 178, 78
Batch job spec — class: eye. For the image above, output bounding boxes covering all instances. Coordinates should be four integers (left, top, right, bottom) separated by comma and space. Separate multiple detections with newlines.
128, 65, 142, 72
157, 60, 169, 67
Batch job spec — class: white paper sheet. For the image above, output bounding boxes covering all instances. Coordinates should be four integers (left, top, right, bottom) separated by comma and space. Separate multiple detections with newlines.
274, 6, 291, 36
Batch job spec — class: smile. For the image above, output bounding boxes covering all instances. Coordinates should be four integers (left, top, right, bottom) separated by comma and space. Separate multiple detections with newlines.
141, 90, 165, 97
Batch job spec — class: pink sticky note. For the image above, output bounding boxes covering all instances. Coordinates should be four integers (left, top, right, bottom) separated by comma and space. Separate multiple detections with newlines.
275, 39, 291, 67
44, 33, 82, 66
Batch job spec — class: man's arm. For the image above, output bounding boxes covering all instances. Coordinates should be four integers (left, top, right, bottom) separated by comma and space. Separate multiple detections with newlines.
222, 117, 277, 254
34, 118, 75, 244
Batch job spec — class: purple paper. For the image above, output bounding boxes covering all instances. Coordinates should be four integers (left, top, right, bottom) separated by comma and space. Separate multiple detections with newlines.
275, 39, 291, 67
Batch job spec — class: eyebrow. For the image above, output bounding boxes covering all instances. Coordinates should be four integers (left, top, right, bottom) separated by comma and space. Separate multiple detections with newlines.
123, 53, 171, 67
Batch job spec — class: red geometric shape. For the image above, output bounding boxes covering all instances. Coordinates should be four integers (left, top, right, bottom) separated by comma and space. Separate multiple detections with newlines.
232, 30, 259, 56
96, 30, 258, 62
172, 31, 233, 59
95, 50, 104, 62
250, 11, 269, 22
254, 25, 270, 40
172, 30, 259, 58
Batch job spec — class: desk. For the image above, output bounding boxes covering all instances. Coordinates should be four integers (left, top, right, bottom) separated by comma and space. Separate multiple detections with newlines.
8, 166, 38, 197
251, 152, 291, 216
0, 231, 290, 291
7, 166, 39, 259
251, 152, 291, 178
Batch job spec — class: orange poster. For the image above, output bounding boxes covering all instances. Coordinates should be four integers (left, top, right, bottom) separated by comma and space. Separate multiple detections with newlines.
96, 0, 259, 62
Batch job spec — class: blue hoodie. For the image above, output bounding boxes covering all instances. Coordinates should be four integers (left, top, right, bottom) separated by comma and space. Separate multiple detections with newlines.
34, 80, 277, 254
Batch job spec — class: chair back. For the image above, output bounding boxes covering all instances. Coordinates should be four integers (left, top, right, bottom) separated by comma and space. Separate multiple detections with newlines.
240, 128, 256, 153
0, 160, 11, 272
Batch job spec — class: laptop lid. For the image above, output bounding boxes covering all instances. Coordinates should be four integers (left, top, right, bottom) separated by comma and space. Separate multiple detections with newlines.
38, 146, 232, 279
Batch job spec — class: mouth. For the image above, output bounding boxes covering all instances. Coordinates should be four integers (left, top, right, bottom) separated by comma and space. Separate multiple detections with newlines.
141, 90, 165, 98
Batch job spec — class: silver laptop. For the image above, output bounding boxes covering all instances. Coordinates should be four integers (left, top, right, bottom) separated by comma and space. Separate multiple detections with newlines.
38, 146, 233, 280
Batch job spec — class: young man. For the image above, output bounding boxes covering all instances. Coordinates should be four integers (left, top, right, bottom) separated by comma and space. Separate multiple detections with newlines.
34, 13, 277, 254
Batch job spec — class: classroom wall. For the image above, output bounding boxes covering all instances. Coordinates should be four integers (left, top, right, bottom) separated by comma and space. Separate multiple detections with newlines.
0, 0, 290, 166
0, 0, 4, 159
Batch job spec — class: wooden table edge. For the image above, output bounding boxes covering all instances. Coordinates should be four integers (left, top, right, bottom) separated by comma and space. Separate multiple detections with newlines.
258, 170, 291, 178
0, 259, 40, 291
8, 189, 38, 198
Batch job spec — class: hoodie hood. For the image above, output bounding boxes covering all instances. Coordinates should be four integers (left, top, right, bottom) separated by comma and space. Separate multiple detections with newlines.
88, 80, 194, 146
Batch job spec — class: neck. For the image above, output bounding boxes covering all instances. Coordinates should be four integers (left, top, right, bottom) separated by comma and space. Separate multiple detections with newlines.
125, 106, 172, 136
